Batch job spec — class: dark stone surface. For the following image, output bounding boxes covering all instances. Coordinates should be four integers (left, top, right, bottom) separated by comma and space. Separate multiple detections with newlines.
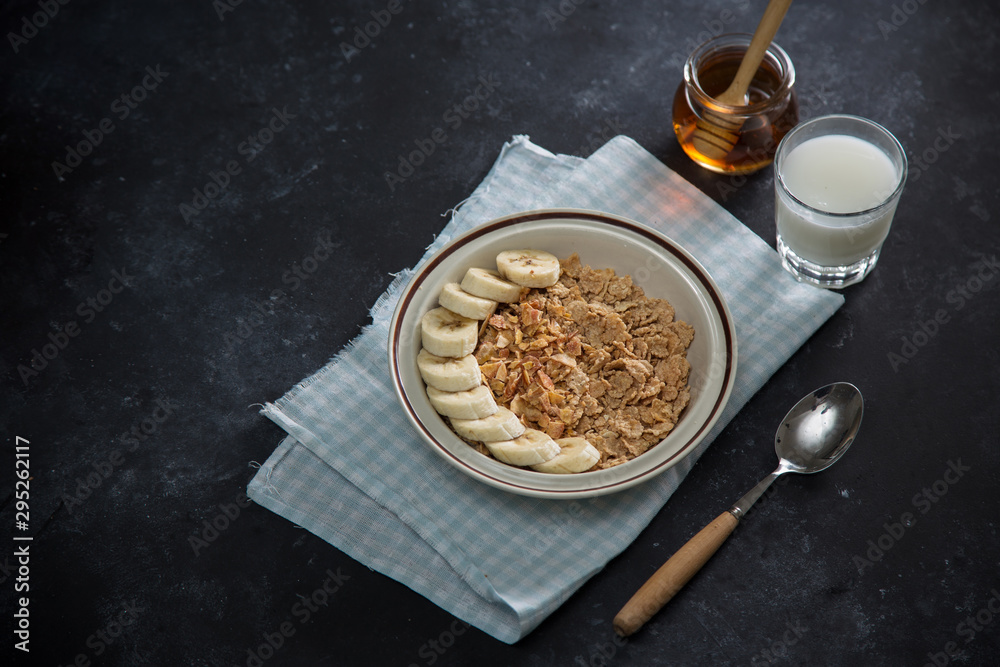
2, 1, 998, 665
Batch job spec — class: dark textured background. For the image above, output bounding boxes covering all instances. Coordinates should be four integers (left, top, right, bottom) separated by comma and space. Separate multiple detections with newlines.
2, 1, 998, 665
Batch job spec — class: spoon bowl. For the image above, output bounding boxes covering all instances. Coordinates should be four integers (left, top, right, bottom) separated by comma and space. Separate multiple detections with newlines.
613, 382, 864, 637
775, 382, 864, 473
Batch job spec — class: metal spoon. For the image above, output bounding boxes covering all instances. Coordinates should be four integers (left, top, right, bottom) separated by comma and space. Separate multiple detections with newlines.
613, 382, 864, 637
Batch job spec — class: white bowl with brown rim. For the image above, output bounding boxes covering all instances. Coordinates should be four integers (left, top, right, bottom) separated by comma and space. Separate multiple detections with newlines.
388, 209, 737, 498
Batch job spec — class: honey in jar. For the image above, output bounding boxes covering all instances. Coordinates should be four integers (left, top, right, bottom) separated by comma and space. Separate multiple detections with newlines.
673, 33, 798, 175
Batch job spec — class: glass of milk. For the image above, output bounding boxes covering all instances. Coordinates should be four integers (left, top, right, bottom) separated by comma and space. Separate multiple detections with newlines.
774, 114, 907, 288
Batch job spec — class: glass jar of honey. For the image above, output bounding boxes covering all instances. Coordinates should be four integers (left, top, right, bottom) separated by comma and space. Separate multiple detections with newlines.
672, 33, 798, 175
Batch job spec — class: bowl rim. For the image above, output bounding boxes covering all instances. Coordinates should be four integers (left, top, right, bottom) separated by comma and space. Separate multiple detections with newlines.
388, 208, 737, 498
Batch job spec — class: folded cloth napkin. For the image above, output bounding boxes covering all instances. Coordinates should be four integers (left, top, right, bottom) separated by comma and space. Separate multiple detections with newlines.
247, 135, 844, 643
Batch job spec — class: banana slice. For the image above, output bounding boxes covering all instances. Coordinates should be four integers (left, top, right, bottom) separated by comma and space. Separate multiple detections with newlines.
416, 349, 481, 392
530, 437, 601, 474
438, 282, 497, 320
420, 307, 478, 358
451, 407, 525, 443
495, 249, 561, 288
460, 268, 523, 303
485, 428, 561, 467
426, 385, 498, 420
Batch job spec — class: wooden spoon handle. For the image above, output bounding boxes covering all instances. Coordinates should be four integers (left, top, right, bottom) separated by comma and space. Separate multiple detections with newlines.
613, 511, 739, 637
722, 0, 794, 104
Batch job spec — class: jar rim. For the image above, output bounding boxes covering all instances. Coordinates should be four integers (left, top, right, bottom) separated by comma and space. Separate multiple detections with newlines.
683, 32, 796, 115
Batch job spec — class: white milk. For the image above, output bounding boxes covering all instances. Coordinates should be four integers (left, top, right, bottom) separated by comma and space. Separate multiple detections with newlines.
776, 134, 901, 266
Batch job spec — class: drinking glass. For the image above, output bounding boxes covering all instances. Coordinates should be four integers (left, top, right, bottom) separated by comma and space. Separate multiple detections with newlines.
774, 114, 907, 288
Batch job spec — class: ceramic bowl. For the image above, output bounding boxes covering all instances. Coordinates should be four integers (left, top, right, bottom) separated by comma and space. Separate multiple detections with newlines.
388, 209, 737, 498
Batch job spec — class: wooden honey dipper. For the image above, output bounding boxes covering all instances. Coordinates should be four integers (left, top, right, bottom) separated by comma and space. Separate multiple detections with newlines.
691, 0, 794, 161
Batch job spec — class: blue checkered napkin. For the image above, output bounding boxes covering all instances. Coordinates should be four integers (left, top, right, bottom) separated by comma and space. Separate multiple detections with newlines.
247, 136, 844, 643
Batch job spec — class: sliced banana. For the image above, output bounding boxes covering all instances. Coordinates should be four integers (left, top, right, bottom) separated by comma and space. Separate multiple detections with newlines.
451, 406, 525, 443
461, 267, 523, 303
438, 282, 497, 320
420, 307, 478, 358
530, 437, 601, 474
416, 349, 481, 392
495, 249, 561, 288
485, 428, 561, 467
426, 385, 498, 420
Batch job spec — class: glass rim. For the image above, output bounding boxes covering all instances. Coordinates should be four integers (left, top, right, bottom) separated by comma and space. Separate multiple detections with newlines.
774, 114, 908, 219
684, 32, 796, 115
